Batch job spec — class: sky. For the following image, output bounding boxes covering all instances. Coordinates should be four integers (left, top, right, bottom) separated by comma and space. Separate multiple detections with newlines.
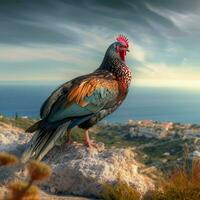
0, 0, 200, 87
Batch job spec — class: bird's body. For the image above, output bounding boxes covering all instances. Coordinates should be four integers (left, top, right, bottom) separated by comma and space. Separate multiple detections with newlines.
22, 35, 132, 162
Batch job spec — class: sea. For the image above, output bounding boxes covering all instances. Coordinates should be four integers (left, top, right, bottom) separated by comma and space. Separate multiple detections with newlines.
0, 84, 200, 124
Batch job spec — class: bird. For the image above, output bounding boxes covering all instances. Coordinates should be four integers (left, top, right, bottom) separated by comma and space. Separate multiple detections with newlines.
22, 35, 132, 162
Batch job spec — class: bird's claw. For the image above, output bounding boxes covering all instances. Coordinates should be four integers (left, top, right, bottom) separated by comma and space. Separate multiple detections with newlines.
67, 138, 73, 145
84, 139, 98, 149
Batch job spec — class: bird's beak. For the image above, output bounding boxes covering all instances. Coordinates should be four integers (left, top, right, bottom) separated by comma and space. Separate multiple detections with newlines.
126, 49, 130, 52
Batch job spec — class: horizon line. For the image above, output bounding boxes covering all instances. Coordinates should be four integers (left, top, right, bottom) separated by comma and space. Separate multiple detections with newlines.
0, 79, 200, 88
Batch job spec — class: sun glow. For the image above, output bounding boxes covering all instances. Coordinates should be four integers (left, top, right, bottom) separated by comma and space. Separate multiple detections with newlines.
135, 79, 200, 88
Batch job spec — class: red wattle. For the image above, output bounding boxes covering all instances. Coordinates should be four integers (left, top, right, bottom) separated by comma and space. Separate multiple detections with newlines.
119, 50, 126, 61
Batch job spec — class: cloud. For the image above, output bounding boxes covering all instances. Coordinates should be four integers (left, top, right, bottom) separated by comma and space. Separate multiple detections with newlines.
135, 79, 200, 88
0, 0, 135, 46
0, 25, 112, 64
145, 3, 200, 33
136, 61, 200, 81
0, 46, 68, 62
129, 42, 146, 62
0, 0, 200, 86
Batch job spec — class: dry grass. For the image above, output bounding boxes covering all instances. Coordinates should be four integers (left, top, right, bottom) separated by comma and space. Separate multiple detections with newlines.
151, 159, 200, 200
6, 181, 39, 200
0, 152, 19, 167
102, 178, 141, 200
27, 160, 52, 182
102, 160, 200, 200
0, 152, 52, 200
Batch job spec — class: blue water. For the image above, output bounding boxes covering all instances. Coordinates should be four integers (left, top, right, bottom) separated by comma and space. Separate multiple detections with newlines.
0, 84, 200, 124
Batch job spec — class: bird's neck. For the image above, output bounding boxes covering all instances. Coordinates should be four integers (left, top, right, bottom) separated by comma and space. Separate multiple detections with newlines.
98, 52, 132, 89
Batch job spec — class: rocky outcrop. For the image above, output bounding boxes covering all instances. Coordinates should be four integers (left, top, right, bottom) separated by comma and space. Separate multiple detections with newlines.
42, 144, 154, 198
0, 122, 32, 152
0, 121, 155, 198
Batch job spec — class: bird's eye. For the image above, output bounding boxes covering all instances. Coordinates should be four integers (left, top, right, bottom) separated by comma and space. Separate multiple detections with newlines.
116, 43, 123, 48
115, 43, 126, 52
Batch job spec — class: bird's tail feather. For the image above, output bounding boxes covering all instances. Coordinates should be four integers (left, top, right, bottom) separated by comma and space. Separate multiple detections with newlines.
25, 120, 44, 133
21, 122, 69, 163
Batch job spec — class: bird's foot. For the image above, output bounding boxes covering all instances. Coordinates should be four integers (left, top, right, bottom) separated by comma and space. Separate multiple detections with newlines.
84, 139, 98, 149
67, 138, 73, 145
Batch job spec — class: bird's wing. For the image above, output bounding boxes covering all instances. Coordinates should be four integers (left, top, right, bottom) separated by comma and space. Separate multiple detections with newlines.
40, 73, 95, 118
40, 81, 71, 119
67, 77, 119, 108
45, 73, 120, 122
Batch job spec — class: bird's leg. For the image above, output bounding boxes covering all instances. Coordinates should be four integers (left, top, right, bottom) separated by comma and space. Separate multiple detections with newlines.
66, 129, 73, 144
84, 130, 97, 148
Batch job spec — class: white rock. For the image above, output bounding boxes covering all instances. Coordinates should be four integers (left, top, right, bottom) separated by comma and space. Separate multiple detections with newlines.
43, 144, 154, 198
191, 150, 200, 158
163, 152, 170, 156
0, 122, 32, 151
162, 159, 168, 163
0, 121, 155, 198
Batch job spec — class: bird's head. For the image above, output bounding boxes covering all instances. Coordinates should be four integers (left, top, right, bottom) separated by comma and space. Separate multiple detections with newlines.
100, 35, 130, 70
115, 35, 129, 61
106, 35, 129, 62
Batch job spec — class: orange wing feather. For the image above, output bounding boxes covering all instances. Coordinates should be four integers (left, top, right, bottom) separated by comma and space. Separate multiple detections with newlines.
66, 78, 119, 107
